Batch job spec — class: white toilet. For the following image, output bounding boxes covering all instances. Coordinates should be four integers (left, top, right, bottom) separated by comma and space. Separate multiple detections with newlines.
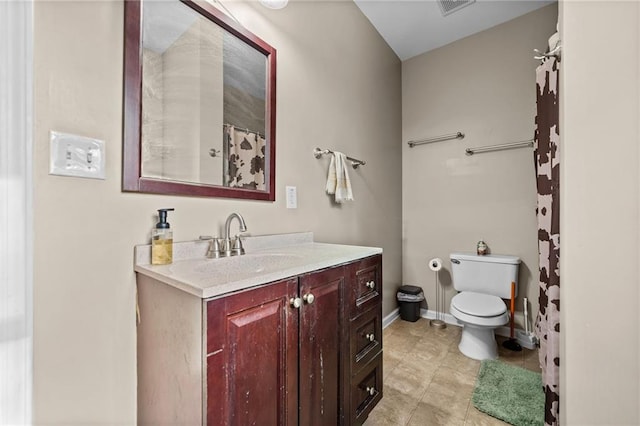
449, 252, 521, 360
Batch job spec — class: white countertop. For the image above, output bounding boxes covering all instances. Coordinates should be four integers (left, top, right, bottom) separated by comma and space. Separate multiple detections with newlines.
134, 233, 382, 299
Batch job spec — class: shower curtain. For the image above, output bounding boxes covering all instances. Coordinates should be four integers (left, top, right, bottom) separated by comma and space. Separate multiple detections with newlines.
534, 56, 560, 426
224, 124, 266, 191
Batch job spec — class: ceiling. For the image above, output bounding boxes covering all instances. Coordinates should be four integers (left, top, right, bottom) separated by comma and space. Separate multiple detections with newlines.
353, 0, 556, 61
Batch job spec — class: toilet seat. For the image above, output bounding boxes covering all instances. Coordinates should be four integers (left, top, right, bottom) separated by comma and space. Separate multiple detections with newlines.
452, 292, 507, 317
450, 292, 508, 327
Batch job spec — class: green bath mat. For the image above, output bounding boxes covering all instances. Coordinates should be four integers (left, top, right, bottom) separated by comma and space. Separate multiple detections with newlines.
472, 360, 544, 426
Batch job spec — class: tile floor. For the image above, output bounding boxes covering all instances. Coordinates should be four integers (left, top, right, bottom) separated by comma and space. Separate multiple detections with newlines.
363, 318, 540, 426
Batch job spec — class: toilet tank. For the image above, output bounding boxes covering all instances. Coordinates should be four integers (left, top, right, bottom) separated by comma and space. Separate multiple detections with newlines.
450, 252, 521, 299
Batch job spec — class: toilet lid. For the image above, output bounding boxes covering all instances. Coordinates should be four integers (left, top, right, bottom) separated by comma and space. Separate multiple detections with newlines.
451, 292, 507, 317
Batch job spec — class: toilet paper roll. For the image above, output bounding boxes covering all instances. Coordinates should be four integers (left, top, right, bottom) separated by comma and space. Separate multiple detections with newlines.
429, 258, 443, 272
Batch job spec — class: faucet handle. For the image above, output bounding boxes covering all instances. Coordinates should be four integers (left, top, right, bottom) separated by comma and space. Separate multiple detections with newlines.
231, 235, 245, 256
201, 236, 223, 258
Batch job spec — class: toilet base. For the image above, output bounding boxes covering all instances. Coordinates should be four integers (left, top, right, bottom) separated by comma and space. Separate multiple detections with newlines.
458, 323, 499, 361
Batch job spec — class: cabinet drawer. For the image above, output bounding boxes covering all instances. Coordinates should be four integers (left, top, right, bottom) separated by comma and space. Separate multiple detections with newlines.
350, 306, 382, 374
350, 255, 381, 319
351, 352, 383, 425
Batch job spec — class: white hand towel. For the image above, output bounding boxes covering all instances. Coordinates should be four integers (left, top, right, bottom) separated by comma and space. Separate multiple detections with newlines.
325, 154, 337, 195
326, 151, 353, 203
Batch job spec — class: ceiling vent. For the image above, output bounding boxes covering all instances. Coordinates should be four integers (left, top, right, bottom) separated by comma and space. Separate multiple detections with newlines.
437, 0, 476, 16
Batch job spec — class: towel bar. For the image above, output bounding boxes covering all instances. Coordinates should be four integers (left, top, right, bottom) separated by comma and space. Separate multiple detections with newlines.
465, 139, 534, 156
407, 132, 465, 148
313, 147, 365, 169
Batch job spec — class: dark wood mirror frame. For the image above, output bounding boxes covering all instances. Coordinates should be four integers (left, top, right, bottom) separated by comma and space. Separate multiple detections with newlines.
123, 0, 277, 200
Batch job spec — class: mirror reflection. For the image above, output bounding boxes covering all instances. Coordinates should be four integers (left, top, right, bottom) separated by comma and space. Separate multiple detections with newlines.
138, 0, 270, 192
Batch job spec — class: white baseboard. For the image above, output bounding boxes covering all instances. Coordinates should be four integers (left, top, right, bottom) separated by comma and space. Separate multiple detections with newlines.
383, 308, 458, 329
421, 308, 462, 327
382, 308, 400, 328
385, 308, 539, 350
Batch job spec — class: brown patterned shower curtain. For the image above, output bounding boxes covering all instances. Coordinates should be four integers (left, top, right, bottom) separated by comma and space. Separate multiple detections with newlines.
534, 56, 560, 426
224, 124, 266, 191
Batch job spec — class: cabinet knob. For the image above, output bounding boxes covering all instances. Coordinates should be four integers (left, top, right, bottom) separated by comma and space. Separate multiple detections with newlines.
366, 386, 376, 396
365, 333, 375, 342
366, 280, 375, 289
303, 293, 315, 304
290, 297, 302, 309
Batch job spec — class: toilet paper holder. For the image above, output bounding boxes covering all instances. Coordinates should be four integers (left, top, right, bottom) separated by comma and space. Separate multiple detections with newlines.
429, 258, 446, 329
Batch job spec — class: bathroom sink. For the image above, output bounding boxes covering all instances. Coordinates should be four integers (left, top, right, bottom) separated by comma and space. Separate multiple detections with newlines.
170, 252, 304, 279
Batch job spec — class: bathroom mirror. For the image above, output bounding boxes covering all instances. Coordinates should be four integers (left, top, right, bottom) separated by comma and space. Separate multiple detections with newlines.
123, 0, 276, 200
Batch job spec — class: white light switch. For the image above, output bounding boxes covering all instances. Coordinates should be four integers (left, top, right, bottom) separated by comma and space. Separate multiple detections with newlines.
286, 186, 297, 209
50, 131, 105, 180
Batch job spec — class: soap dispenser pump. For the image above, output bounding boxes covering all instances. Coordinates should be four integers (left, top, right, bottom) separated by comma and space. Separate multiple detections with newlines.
151, 208, 174, 265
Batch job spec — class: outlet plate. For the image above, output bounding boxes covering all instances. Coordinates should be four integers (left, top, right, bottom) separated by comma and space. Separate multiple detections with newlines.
50, 131, 105, 180
286, 186, 297, 209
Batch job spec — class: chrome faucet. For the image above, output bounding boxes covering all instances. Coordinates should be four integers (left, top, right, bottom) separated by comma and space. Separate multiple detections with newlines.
223, 213, 247, 256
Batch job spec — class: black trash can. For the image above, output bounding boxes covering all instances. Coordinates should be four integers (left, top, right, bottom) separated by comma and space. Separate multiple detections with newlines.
397, 285, 425, 322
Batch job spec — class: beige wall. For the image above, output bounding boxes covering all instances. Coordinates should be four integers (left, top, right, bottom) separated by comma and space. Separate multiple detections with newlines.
560, 1, 640, 424
401, 5, 557, 324
32, 1, 401, 423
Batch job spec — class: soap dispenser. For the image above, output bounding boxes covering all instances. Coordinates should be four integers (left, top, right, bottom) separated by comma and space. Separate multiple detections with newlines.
151, 208, 174, 265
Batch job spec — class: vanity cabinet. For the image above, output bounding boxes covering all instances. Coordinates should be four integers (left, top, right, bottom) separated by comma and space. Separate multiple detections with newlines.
137, 253, 382, 426
206, 265, 347, 425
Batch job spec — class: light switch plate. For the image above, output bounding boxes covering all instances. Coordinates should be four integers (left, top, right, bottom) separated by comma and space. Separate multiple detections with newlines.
50, 131, 105, 180
286, 186, 297, 209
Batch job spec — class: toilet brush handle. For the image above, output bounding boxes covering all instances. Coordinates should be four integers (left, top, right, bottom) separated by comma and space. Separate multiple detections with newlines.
509, 281, 516, 338
523, 297, 530, 334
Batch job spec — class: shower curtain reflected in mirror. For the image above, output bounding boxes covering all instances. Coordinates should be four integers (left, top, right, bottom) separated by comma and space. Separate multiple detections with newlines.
534, 56, 560, 426
224, 124, 266, 190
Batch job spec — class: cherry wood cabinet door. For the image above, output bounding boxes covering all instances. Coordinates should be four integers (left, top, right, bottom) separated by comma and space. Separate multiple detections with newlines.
298, 266, 347, 426
206, 278, 299, 426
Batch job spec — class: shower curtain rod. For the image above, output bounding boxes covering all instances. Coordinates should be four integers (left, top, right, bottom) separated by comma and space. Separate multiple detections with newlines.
313, 147, 366, 169
465, 139, 534, 156
534, 44, 562, 60
224, 123, 265, 139
407, 132, 465, 148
